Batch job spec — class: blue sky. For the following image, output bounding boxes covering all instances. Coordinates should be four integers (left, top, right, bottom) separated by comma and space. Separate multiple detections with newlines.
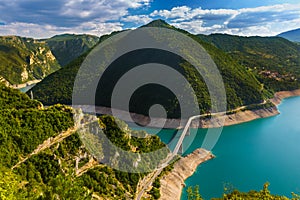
0, 0, 299, 38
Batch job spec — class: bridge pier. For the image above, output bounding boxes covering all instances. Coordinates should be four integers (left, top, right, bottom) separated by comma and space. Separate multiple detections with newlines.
186, 127, 190, 136
179, 143, 183, 154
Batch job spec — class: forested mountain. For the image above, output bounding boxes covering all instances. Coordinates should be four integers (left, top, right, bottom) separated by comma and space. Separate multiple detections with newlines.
42, 34, 99, 66
0, 83, 167, 199
0, 34, 99, 86
2, 20, 300, 199
188, 183, 297, 200
278, 28, 300, 42
30, 20, 269, 117
1, 83, 295, 199
197, 34, 300, 92
0, 36, 60, 85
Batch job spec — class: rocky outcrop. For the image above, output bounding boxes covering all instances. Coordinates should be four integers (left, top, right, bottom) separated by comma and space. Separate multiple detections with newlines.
76, 89, 300, 130
45, 34, 99, 66
159, 148, 214, 200
77, 105, 279, 129
0, 34, 100, 85
10, 79, 41, 89
0, 35, 61, 84
270, 89, 300, 105
196, 106, 279, 128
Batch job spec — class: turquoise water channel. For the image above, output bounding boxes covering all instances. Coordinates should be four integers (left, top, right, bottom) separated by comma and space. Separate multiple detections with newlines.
133, 96, 300, 199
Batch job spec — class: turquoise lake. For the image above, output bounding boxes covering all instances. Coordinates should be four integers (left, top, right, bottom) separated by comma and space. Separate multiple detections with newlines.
19, 84, 36, 93
133, 96, 300, 199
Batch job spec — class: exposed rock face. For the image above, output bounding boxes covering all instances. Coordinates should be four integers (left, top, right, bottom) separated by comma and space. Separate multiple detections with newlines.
0, 34, 98, 85
45, 34, 99, 66
79, 105, 280, 129
10, 79, 41, 89
159, 148, 214, 200
0, 76, 10, 87
21, 69, 29, 82
157, 90, 300, 200
196, 106, 279, 128
270, 89, 300, 105
0, 36, 60, 84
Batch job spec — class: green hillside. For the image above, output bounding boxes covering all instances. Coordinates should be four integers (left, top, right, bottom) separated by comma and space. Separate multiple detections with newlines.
43, 34, 99, 66
197, 34, 300, 92
278, 28, 300, 42
0, 34, 99, 86
0, 36, 60, 85
188, 183, 297, 200
0, 83, 168, 199
0, 83, 41, 109
30, 20, 268, 117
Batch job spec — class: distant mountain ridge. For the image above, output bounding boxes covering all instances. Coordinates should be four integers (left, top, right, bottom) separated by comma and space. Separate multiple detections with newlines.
30, 20, 273, 116
0, 36, 60, 85
197, 33, 300, 92
42, 34, 99, 66
0, 83, 167, 199
278, 28, 300, 42
0, 34, 99, 85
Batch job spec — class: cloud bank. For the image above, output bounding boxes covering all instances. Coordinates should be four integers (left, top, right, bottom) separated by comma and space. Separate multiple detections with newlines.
0, 0, 299, 38
148, 3, 300, 36
0, 0, 150, 38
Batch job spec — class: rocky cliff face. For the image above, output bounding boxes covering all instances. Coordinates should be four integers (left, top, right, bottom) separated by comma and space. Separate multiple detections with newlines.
160, 149, 214, 200
44, 34, 99, 66
0, 34, 99, 85
0, 36, 60, 85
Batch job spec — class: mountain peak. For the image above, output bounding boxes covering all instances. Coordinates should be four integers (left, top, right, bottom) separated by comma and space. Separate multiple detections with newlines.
278, 28, 300, 42
142, 19, 172, 28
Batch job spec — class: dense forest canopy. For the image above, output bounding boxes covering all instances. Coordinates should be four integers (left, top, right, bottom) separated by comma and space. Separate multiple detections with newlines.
0, 84, 169, 199
29, 20, 280, 117
197, 33, 300, 92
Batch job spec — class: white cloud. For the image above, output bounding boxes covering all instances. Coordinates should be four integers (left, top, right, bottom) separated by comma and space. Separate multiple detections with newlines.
62, 0, 152, 19
0, 0, 151, 37
122, 15, 153, 24
151, 6, 238, 22
0, 21, 123, 38
239, 3, 300, 13
151, 6, 192, 19
0, 0, 300, 37
171, 20, 226, 35
150, 3, 300, 36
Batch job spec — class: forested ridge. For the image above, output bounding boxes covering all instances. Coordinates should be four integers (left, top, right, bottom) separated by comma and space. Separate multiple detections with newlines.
0, 84, 298, 198
0, 34, 98, 85
0, 84, 168, 199
197, 33, 300, 92
42, 34, 99, 67
2, 19, 300, 199
278, 28, 300, 42
186, 183, 300, 200
29, 20, 275, 117
0, 36, 60, 85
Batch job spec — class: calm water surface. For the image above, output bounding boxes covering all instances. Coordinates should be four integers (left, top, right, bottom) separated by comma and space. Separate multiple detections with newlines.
181, 96, 300, 199
132, 96, 300, 199
19, 84, 36, 93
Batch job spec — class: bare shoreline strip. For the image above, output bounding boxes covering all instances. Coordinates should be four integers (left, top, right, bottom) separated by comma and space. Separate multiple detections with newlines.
1, 77, 41, 89
270, 89, 300, 106
77, 89, 300, 130
8, 79, 41, 89
159, 148, 214, 200
158, 89, 300, 200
